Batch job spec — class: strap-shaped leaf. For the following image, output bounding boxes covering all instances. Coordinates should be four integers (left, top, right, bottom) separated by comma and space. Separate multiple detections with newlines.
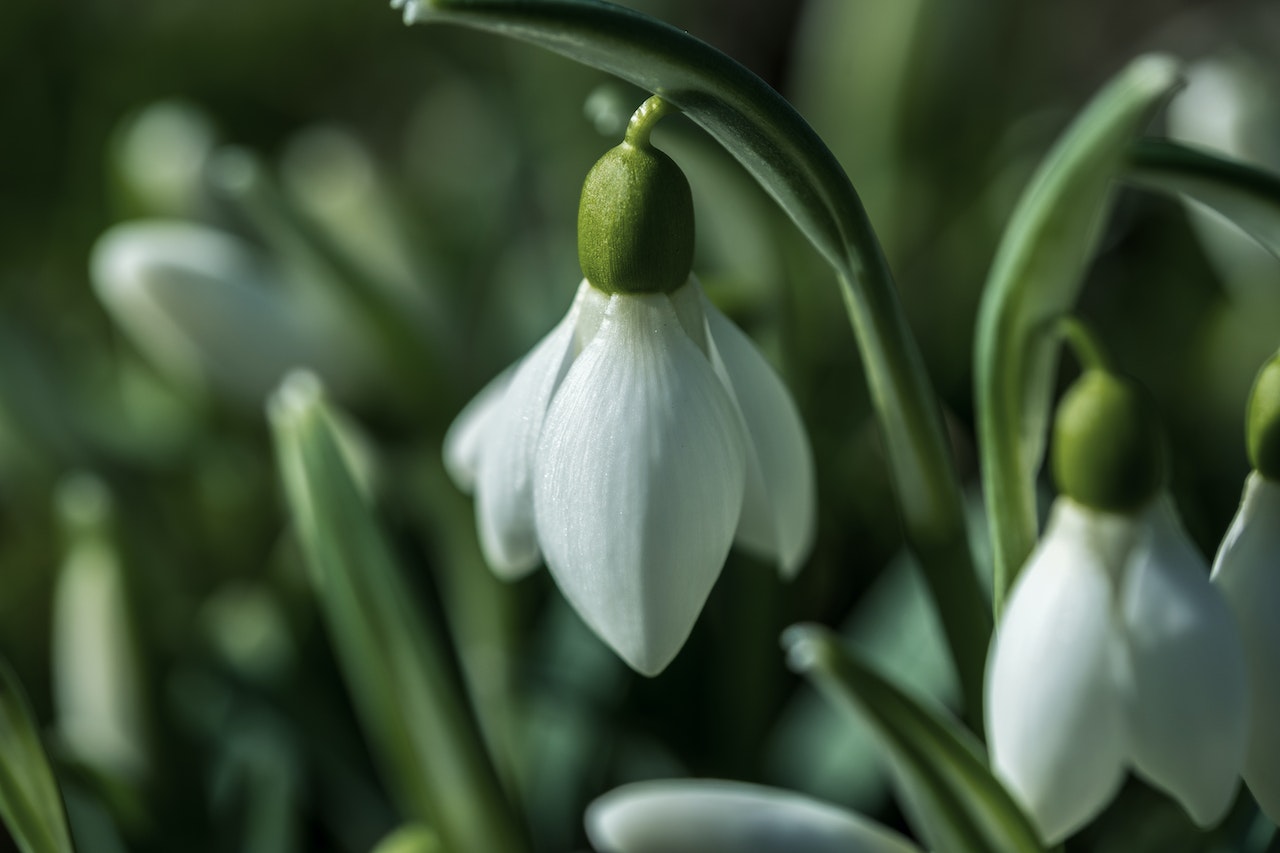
398, 0, 990, 723
0, 659, 75, 853
974, 55, 1182, 612
1126, 138, 1280, 260
783, 624, 1044, 853
268, 373, 528, 853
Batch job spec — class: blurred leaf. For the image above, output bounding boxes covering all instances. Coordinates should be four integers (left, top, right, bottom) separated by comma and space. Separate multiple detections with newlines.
1126, 138, 1280, 259
371, 824, 444, 853
767, 553, 958, 811
974, 55, 1182, 612
268, 373, 528, 853
0, 658, 75, 853
402, 0, 990, 729
783, 625, 1043, 853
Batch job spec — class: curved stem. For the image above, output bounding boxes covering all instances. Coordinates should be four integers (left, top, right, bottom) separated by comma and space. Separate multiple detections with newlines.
624, 95, 673, 147
1057, 316, 1112, 373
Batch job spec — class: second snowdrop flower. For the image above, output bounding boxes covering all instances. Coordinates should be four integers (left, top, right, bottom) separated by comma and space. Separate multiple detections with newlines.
1211, 351, 1280, 824
444, 97, 815, 676
986, 367, 1248, 844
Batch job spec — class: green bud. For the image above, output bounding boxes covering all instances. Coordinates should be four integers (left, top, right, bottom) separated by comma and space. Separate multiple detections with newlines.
1247, 352, 1280, 480
577, 140, 694, 295
1052, 370, 1165, 513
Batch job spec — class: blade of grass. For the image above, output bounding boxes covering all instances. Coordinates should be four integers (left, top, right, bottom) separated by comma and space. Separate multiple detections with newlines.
0, 658, 76, 853
783, 624, 1044, 853
974, 56, 1182, 613
1125, 138, 1280, 259
268, 372, 528, 853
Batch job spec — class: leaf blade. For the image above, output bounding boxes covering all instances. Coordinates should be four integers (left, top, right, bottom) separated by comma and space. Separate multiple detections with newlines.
974, 55, 1182, 611
1125, 138, 1280, 260
783, 624, 1044, 853
0, 658, 76, 853
268, 373, 528, 853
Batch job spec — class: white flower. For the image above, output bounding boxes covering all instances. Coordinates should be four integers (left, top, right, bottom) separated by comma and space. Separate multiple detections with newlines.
585, 779, 922, 853
985, 496, 1248, 844
52, 475, 146, 781
91, 220, 363, 403
444, 276, 815, 675
1211, 471, 1280, 823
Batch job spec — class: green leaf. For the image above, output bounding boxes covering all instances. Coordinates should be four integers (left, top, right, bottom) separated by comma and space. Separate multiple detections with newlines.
371, 824, 445, 853
0, 658, 75, 853
400, 0, 991, 726
1125, 138, 1280, 260
782, 624, 1044, 853
974, 55, 1182, 612
268, 373, 528, 853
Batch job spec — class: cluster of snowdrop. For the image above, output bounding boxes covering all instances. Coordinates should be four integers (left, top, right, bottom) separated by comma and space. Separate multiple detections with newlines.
89, 81, 1280, 851
442, 91, 1280, 848
986, 354, 1280, 843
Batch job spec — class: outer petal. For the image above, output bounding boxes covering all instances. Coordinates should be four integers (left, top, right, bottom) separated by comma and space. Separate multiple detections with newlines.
986, 498, 1130, 844
1212, 473, 1280, 822
700, 290, 816, 578
534, 293, 747, 675
472, 287, 590, 579
585, 780, 923, 853
442, 364, 513, 494
1121, 499, 1248, 828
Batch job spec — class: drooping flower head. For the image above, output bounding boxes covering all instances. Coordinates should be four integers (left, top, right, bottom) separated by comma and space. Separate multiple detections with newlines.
1211, 350, 1280, 823
986, 366, 1248, 843
444, 97, 815, 675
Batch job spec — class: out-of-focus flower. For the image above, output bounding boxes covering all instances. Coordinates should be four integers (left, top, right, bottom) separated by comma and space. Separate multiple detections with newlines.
585, 779, 922, 853
1210, 352, 1280, 823
91, 220, 363, 403
985, 369, 1248, 843
52, 474, 147, 781
111, 99, 218, 217
444, 100, 814, 675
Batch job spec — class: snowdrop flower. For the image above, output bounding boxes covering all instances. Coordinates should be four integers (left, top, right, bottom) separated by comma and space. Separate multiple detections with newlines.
91, 220, 362, 403
986, 369, 1248, 844
1210, 352, 1280, 823
52, 474, 147, 781
585, 779, 922, 853
111, 99, 218, 217
444, 97, 815, 675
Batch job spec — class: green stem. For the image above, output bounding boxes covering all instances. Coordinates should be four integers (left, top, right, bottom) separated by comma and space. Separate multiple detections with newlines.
623, 95, 673, 147
1056, 317, 1112, 373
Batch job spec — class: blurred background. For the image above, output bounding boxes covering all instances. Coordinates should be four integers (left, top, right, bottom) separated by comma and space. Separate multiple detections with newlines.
2, 0, 1279, 849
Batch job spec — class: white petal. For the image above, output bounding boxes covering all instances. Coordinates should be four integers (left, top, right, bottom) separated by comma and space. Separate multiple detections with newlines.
1211, 473, 1280, 822
534, 293, 747, 675
986, 498, 1130, 844
473, 314, 577, 579
585, 780, 923, 853
462, 281, 608, 580
701, 290, 815, 577
1121, 499, 1248, 828
442, 365, 513, 494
